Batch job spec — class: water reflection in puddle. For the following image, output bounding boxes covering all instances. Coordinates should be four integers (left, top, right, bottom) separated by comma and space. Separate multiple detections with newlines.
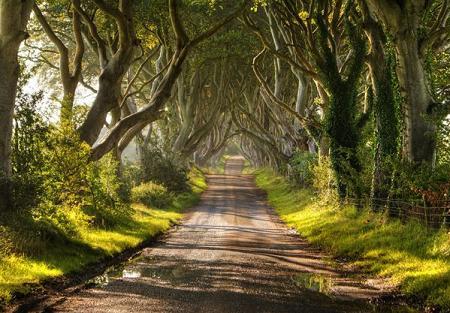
87, 258, 194, 288
292, 272, 419, 313
122, 269, 141, 278
293, 272, 334, 295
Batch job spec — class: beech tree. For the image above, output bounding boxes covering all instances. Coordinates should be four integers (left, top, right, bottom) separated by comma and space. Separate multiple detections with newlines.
366, 0, 450, 165
32, 1, 85, 123
358, 0, 400, 202
0, 0, 33, 210
245, 1, 370, 198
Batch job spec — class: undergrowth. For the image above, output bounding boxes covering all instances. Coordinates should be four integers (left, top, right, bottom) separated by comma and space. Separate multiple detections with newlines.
254, 168, 450, 310
0, 169, 206, 307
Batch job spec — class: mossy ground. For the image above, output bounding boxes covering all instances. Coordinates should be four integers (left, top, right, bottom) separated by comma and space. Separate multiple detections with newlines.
254, 168, 450, 309
0, 169, 206, 305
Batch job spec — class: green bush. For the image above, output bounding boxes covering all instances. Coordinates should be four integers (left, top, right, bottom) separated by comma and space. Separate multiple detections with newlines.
288, 151, 316, 187
9, 92, 130, 236
11, 92, 49, 210
311, 157, 339, 203
139, 146, 189, 192
83, 154, 132, 228
391, 161, 450, 205
131, 182, 173, 209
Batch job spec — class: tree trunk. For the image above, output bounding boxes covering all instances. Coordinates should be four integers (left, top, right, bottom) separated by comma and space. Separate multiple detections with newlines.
90, 49, 189, 160
172, 71, 195, 152
366, 0, 437, 164
78, 72, 126, 145
370, 55, 399, 201
60, 85, 77, 124
360, 3, 400, 206
395, 37, 436, 164
0, 0, 33, 211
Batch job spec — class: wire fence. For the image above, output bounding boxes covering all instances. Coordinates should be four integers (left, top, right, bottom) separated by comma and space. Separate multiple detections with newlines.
345, 198, 450, 229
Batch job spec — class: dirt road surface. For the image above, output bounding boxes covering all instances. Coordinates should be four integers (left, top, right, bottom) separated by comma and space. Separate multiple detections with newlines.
21, 157, 412, 313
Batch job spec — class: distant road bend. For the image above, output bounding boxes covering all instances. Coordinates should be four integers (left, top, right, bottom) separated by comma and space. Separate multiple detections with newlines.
26, 156, 401, 313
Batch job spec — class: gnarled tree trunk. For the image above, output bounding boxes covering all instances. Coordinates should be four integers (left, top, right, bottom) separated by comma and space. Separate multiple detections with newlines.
360, 0, 400, 206
366, 0, 437, 165
396, 37, 436, 163
0, 0, 33, 210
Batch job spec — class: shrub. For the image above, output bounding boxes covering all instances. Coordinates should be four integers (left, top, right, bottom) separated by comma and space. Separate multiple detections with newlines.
131, 182, 173, 209
288, 151, 316, 187
9, 92, 130, 235
391, 161, 450, 205
311, 157, 339, 203
139, 146, 189, 192
11, 92, 49, 210
83, 154, 132, 228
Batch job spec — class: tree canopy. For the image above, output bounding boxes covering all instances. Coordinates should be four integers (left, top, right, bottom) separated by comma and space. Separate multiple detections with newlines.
0, 0, 449, 208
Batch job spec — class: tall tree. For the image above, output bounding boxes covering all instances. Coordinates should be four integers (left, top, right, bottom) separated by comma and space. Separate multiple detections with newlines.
366, 0, 450, 164
33, 0, 85, 123
0, 0, 33, 210
73, 0, 138, 145
359, 0, 400, 203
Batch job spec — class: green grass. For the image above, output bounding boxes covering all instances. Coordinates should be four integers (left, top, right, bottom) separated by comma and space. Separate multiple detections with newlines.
0, 169, 206, 305
254, 168, 450, 309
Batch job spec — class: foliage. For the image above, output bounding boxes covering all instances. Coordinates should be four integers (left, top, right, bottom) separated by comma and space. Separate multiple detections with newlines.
287, 151, 316, 187
83, 155, 132, 228
321, 19, 367, 199
11, 92, 49, 209
188, 166, 208, 193
131, 182, 174, 209
436, 116, 450, 165
371, 46, 401, 201
10, 93, 130, 237
0, 226, 13, 258
139, 146, 190, 193
391, 161, 450, 206
310, 157, 339, 204
255, 169, 450, 309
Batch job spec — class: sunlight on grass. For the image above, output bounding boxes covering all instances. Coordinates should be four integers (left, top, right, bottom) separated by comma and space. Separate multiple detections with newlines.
255, 168, 450, 309
0, 170, 206, 305
0, 255, 62, 301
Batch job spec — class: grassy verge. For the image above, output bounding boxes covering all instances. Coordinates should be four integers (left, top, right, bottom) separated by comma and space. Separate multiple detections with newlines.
0, 169, 206, 305
254, 168, 450, 309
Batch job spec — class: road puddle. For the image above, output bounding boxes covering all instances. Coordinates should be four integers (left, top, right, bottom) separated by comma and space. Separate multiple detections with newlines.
293, 272, 334, 295
87, 257, 196, 288
292, 272, 419, 312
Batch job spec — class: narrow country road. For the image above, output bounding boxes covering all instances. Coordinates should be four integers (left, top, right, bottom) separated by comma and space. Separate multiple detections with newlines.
24, 157, 408, 313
